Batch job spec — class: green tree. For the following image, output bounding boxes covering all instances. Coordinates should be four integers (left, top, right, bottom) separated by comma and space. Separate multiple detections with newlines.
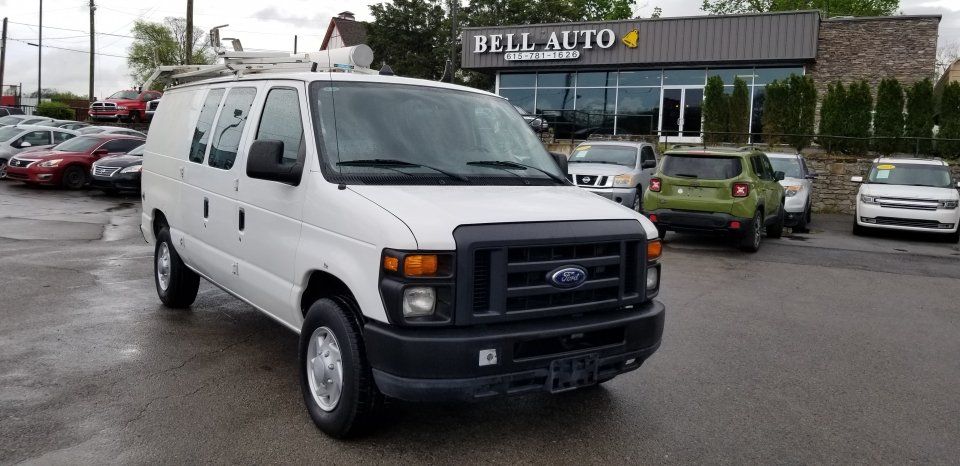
845, 80, 873, 154
702, 75, 729, 143
762, 79, 788, 144
873, 78, 905, 155
35, 101, 74, 120
368, 0, 448, 80
784, 74, 817, 151
818, 81, 846, 152
904, 79, 936, 155
128, 17, 214, 86
729, 77, 751, 144
938, 81, 960, 158
700, 0, 898, 17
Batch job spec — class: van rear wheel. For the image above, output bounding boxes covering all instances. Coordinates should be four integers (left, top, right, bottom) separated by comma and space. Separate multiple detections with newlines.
300, 298, 381, 438
154, 227, 199, 308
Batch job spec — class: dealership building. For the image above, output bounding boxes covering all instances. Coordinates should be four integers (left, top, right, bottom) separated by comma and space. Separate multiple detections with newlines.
460, 11, 940, 141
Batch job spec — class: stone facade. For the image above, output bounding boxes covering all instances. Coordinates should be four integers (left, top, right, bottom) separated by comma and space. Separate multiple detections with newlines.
805, 154, 960, 214
808, 16, 940, 99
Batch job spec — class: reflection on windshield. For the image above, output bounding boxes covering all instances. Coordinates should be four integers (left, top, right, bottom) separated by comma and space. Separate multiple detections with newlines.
769, 158, 802, 178
53, 136, 100, 152
108, 91, 140, 100
310, 81, 562, 185
867, 163, 952, 188
569, 145, 636, 167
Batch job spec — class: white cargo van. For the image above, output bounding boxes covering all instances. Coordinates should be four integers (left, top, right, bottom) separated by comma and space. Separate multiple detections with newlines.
141, 67, 665, 437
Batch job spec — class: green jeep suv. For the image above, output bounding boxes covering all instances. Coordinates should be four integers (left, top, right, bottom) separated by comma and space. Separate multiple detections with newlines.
642, 148, 786, 252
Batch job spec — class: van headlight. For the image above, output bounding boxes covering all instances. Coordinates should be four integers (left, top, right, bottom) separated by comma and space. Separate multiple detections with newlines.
402, 287, 436, 317
613, 174, 632, 187
939, 200, 959, 209
860, 194, 879, 204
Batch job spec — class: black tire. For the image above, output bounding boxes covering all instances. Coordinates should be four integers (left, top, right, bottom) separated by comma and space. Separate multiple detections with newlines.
656, 225, 668, 241
793, 206, 810, 233
130, 111, 142, 123
739, 211, 763, 252
852, 217, 868, 236
632, 186, 643, 212
154, 226, 200, 308
947, 230, 960, 244
61, 165, 87, 189
766, 204, 784, 239
0, 158, 8, 180
300, 297, 381, 438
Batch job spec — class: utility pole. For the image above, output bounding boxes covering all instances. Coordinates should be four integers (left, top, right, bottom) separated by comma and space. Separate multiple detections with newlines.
89, 0, 95, 101
1, 18, 7, 94
185, 0, 193, 65
448, 0, 458, 83
294, 35, 298, 54
38, 0, 42, 102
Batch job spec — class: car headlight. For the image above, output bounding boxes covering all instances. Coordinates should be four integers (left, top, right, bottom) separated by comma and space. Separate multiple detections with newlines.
613, 174, 632, 187
784, 185, 802, 197
121, 165, 142, 173
860, 194, 879, 204
38, 159, 62, 168
939, 200, 959, 209
402, 287, 436, 317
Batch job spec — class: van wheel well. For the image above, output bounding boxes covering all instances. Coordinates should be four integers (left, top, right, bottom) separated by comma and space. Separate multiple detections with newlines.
152, 210, 168, 237
301, 271, 361, 321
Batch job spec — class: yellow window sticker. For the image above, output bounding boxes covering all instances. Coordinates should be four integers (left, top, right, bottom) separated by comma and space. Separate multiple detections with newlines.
876, 170, 890, 179
575, 146, 590, 151
876, 164, 895, 170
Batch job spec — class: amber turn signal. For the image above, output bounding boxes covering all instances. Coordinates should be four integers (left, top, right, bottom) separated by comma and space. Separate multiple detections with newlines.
646, 239, 662, 262
383, 256, 400, 272
403, 255, 438, 276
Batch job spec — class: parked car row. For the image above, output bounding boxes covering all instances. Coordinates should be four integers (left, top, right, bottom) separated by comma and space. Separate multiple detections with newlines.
566, 140, 960, 249
2, 134, 144, 191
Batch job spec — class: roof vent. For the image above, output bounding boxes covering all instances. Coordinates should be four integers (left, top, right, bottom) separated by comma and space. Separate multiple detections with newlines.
337, 11, 355, 20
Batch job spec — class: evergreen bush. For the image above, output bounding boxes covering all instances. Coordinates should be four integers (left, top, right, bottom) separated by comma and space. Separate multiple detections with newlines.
873, 78, 905, 155
938, 81, 960, 158
904, 79, 935, 155
702, 75, 728, 143
34, 101, 74, 120
845, 80, 873, 154
729, 77, 750, 144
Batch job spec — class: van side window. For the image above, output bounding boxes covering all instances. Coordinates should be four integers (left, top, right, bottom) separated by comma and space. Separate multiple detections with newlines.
208, 87, 257, 170
254, 87, 304, 165
189, 89, 225, 163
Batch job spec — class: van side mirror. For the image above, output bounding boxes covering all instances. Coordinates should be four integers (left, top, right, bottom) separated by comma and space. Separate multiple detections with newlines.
246, 139, 301, 185
641, 158, 656, 169
549, 151, 568, 174
851, 176, 863, 183
774, 171, 785, 181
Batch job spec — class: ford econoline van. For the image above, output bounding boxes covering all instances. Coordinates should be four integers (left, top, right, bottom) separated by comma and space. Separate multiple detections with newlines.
141, 70, 665, 437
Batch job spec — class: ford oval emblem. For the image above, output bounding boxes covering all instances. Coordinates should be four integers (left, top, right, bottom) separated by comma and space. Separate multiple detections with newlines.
547, 266, 588, 289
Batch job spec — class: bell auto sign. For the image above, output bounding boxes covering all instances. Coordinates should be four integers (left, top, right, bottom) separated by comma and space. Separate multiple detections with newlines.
473, 29, 617, 61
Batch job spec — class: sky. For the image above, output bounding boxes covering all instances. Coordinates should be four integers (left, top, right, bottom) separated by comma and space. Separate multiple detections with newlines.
0, 0, 958, 98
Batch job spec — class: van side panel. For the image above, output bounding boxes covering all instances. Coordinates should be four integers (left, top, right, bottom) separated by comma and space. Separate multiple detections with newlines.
141, 88, 206, 252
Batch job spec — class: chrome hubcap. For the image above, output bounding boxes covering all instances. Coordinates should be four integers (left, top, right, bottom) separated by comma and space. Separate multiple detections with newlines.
306, 326, 343, 411
156, 243, 171, 291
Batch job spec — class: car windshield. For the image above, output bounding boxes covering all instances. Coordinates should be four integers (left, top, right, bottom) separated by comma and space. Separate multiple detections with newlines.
0, 116, 25, 125
769, 157, 802, 178
108, 91, 140, 100
79, 127, 105, 134
53, 136, 101, 152
310, 81, 563, 185
661, 154, 743, 180
569, 145, 637, 167
0, 126, 22, 141
127, 144, 145, 156
866, 163, 952, 188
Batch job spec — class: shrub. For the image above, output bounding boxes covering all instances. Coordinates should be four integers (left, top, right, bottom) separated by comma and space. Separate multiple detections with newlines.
818, 81, 846, 152
762, 79, 789, 145
702, 75, 728, 143
729, 77, 750, 144
904, 78, 935, 155
34, 101, 74, 120
873, 78, 905, 155
784, 74, 817, 152
938, 81, 960, 158
845, 80, 873, 154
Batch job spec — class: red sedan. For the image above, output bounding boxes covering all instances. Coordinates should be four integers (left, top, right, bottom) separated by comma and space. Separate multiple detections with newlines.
5, 134, 145, 189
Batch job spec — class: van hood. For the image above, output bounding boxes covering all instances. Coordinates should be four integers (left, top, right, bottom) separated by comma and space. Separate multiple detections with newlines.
348, 185, 658, 250
567, 162, 635, 177
860, 183, 958, 200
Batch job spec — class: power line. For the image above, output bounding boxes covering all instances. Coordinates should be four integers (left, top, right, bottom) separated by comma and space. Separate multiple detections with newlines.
8, 21, 134, 38
9, 38, 128, 59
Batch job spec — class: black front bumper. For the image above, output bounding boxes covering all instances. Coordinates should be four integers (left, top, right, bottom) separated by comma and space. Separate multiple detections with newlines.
90, 173, 141, 191
364, 300, 665, 401
647, 209, 750, 235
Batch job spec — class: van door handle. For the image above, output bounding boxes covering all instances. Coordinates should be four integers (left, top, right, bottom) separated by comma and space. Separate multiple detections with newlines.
238, 208, 245, 232
203, 198, 209, 219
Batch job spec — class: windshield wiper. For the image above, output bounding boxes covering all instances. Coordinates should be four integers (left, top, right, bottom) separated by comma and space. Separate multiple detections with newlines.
337, 159, 468, 182
570, 160, 619, 165
467, 160, 568, 185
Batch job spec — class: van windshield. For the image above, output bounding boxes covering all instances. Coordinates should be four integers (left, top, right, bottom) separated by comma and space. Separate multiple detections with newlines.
866, 163, 952, 188
310, 81, 564, 185
661, 154, 742, 180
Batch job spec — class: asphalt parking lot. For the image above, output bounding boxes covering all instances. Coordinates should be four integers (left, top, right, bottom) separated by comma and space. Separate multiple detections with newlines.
1, 181, 959, 464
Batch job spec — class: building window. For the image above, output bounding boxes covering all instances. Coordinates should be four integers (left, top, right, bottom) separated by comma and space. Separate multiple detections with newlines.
499, 89, 535, 114
500, 73, 536, 88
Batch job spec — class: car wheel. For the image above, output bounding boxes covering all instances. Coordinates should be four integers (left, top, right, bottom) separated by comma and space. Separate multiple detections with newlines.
154, 226, 200, 308
300, 297, 381, 438
739, 211, 763, 252
0, 159, 7, 180
61, 166, 88, 189
766, 204, 784, 239
656, 225, 667, 240
852, 216, 868, 236
794, 206, 810, 233
948, 230, 959, 244
632, 186, 643, 212
130, 112, 142, 123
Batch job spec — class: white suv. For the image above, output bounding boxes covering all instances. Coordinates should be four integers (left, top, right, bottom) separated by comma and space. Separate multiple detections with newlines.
852, 158, 960, 242
141, 70, 666, 437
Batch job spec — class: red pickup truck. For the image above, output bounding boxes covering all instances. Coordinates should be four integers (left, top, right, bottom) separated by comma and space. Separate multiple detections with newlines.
89, 89, 162, 123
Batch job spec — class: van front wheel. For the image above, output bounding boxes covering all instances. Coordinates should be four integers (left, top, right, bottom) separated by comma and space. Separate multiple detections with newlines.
154, 227, 199, 308
300, 298, 381, 438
